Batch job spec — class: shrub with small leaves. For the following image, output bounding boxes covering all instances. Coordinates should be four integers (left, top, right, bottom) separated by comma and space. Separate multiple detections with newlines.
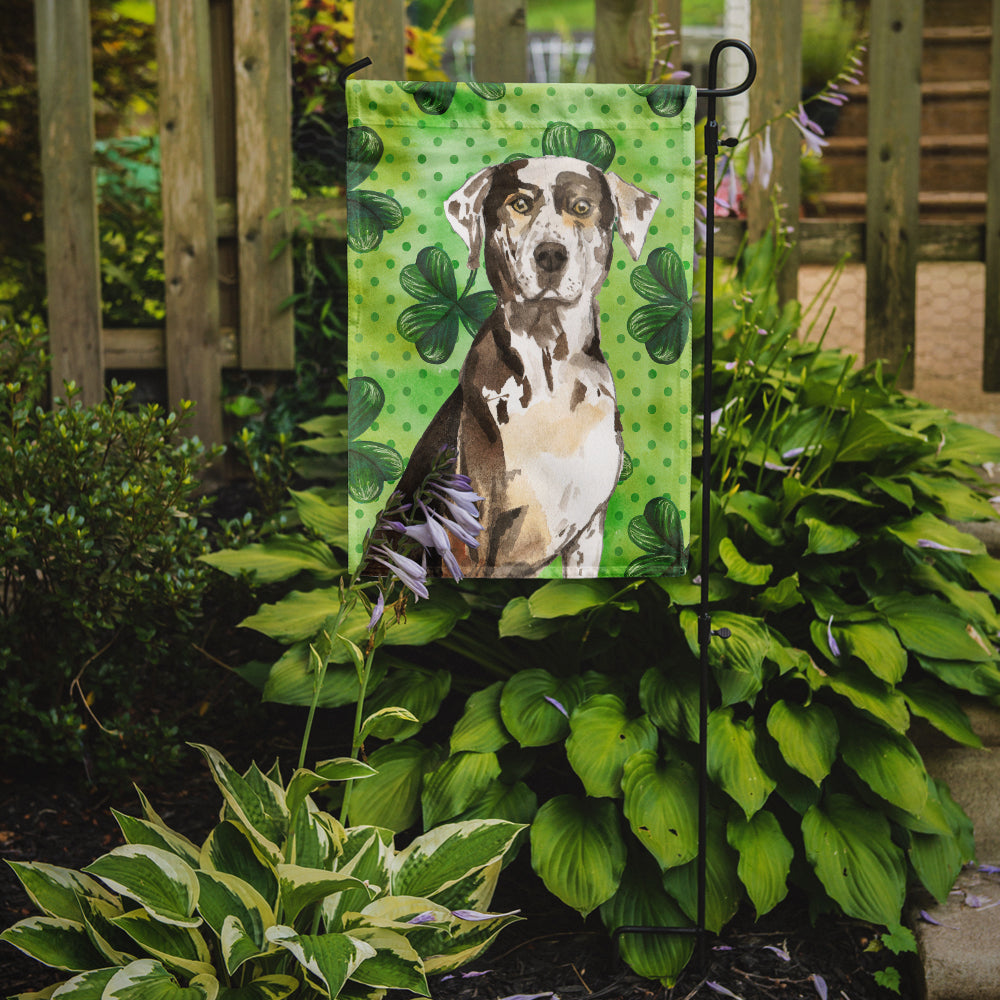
0, 317, 220, 783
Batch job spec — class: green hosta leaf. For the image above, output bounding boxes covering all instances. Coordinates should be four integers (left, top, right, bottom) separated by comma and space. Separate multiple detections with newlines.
191, 746, 287, 863
906, 779, 970, 904
200, 536, 340, 585
527, 579, 620, 618
834, 410, 927, 463
363, 667, 451, 740
565, 695, 658, 798
639, 663, 699, 742
886, 511, 985, 556
765, 701, 838, 786
541, 121, 616, 170
347, 740, 442, 831
347, 189, 403, 253
907, 472, 999, 521
627, 247, 691, 365
718, 537, 772, 586
200, 822, 278, 910
392, 819, 524, 900
0, 916, 107, 972
660, 811, 741, 933
111, 909, 214, 978
346, 126, 382, 191
621, 751, 698, 871
901, 680, 982, 748
497, 596, 565, 639
707, 708, 776, 819
499, 670, 584, 747
916, 655, 1000, 697
265, 926, 375, 997
967, 553, 1000, 597
599, 853, 694, 987
83, 846, 199, 928
260, 644, 382, 708
530, 795, 626, 917
450, 682, 511, 754
725, 491, 785, 545
453, 779, 538, 827
874, 594, 995, 662
277, 865, 374, 925
421, 751, 502, 828
803, 517, 859, 556
103, 959, 218, 1000
346, 926, 428, 994
802, 793, 906, 926
288, 490, 348, 549
727, 811, 793, 918
216, 975, 299, 1000
348, 439, 404, 503
834, 621, 907, 684
839, 718, 928, 816
756, 573, 804, 614
809, 661, 910, 732
680, 610, 770, 706
5, 862, 118, 923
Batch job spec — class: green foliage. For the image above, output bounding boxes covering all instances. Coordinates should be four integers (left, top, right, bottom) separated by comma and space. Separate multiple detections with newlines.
0, 318, 220, 783
1, 744, 524, 998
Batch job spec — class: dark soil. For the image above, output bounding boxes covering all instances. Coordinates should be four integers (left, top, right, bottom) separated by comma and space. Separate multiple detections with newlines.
1, 746, 915, 1000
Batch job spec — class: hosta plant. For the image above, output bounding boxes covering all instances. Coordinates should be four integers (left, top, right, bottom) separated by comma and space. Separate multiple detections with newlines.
1, 744, 523, 999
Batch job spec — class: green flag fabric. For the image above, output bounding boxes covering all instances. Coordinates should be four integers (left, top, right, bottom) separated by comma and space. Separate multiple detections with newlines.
347, 80, 695, 579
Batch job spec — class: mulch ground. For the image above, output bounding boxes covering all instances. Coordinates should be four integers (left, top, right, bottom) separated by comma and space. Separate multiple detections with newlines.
1, 738, 913, 1000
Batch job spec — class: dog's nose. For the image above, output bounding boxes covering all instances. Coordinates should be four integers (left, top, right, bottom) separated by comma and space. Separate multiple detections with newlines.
534, 242, 568, 274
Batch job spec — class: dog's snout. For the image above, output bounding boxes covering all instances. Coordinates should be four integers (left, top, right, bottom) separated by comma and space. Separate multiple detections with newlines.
534, 242, 568, 274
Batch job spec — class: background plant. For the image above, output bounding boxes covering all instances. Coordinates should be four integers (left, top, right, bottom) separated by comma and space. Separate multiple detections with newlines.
0, 317, 222, 786
1, 743, 524, 998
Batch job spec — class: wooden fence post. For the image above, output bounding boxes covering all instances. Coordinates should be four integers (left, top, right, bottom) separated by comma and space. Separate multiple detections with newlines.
864, 0, 923, 389
474, 0, 527, 82
746, 0, 801, 305
354, 0, 406, 79
233, 0, 294, 370
34, 0, 104, 405
983, 0, 1000, 390
157, 0, 223, 445
594, 0, 662, 84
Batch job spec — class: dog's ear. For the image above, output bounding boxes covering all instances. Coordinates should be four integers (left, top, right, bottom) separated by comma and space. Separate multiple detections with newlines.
445, 166, 496, 269
606, 173, 661, 261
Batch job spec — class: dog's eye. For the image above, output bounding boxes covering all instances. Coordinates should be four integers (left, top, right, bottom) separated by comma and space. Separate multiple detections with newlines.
509, 195, 533, 214
570, 199, 592, 216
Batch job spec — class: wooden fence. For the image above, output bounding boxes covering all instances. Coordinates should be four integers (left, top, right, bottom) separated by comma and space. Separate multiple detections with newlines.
33, 0, 1000, 445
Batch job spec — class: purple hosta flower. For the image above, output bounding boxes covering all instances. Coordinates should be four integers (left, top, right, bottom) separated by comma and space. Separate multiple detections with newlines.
544, 695, 569, 718
746, 124, 774, 191
369, 544, 430, 600
367, 590, 385, 631
399, 500, 464, 580
763, 944, 791, 962
707, 983, 742, 999
812, 974, 828, 1000
407, 911, 438, 925
791, 103, 828, 157
827, 615, 842, 658
917, 538, 973, 555
497, 994, 558, 1000
441, 970, 493, 981
451, 908, 521, 921
427, 483, 484, 542
979, 864, 1000, 874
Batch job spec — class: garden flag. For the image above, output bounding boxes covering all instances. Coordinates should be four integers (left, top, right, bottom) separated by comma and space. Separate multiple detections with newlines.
347, 80, 696, 579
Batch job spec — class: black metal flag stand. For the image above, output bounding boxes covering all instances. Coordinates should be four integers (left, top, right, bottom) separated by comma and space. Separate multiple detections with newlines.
340, 37, 758, 974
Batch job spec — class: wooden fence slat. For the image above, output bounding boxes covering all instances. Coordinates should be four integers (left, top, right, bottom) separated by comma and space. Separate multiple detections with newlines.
157, 0, 223, 445
34, 0, 103, 405
864, 0, 923, 390
983, 0, 1000, 390
233, 0, 294, 369
473, 0, 527, 82
354, 0, 406, 79
746, 0, 801, 304
594, 0, 664, 84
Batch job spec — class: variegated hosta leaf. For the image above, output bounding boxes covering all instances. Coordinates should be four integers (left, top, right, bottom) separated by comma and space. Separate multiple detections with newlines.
347, 741, 443, 833
450, 682, 511, 754
265, 926, 376, 998
323, 829, 393, 931
529, 796, 626, 917
102, 959, 218, 999
200, 822, 278, 910
452, 779, 538, 828
621, 751, 699, 871
46, 966, 118, 997
4, 861, 118, 922
707, 707, 776, 819
802, 793, 906, 926
110, 908, 214, 978
214, 975, 299, 1000
83, 846, 200, 928
599, 853, 694, 987
420, 859, 501, 916
191, 746, 288, 863
344, 926, 429, 995
112, 811, 201, 868
391, 820, 524, 901
566, 695, 658, 798
727, 810, 793, 917
421, 906, 522, 975
77, 894, 136, 966
288, 802, 343, 870
195, 871, 274, 974
276, 865, 375, 925
765, 700, 838, 786
0, 916, 107, 972
421, 751, 501, 829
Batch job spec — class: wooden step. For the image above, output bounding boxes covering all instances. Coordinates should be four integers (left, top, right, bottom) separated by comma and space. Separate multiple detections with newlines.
813, 189, 987, 222
922, 0, 992, 28
833, 80, 991, 138
822, 134, 989, 193
922, 25, 993, 83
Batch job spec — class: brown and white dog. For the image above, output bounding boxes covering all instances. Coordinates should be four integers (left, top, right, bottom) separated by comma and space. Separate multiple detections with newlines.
397, 155, 659, 577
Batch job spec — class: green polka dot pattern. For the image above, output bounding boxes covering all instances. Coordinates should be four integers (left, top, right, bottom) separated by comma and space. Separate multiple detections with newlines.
347, 81, 695, 578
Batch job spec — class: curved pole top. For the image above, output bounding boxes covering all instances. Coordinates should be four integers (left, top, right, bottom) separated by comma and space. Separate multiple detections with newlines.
698, 39, 756, 99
